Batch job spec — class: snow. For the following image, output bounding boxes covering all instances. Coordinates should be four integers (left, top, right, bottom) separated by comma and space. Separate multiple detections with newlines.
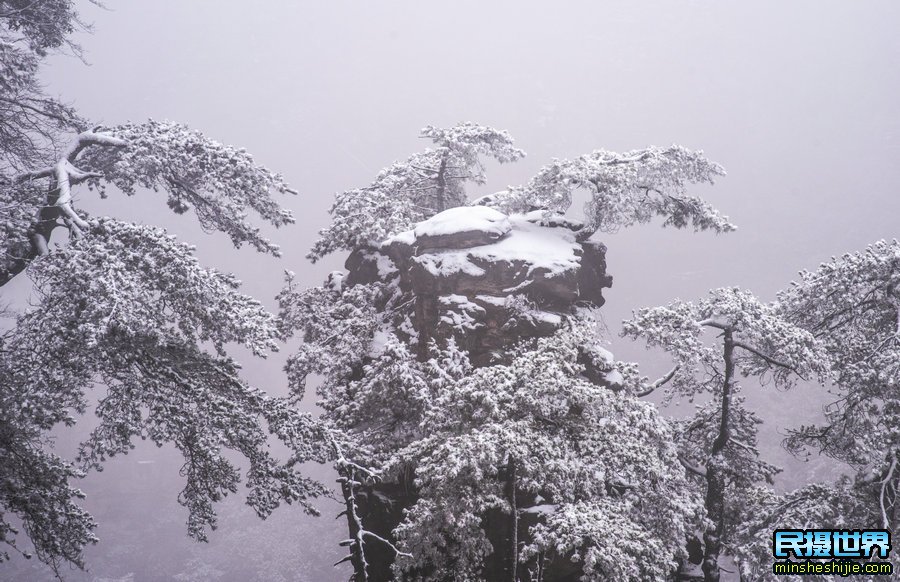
469, 192, 498, 206
467, 215, 580, 275
413, 205, 511, 239
475, 294, 506, 307
397, 315, 418, 343
530, 311, 562, 326
406, 209, 582, 279
439, 294, 486, 313
439, 294, 485, 331
325, 270, 344, 292
472, 296, 563, 326
593, 346, 614, 365
387, 229, 416, 245
374, 253, 398, 277
413, 252, 486, 278
369, 328, 392, 356
522, 209, 584, 231
521, 504, 558, 515
603, 369, 624, 385
440, 311, 480, 330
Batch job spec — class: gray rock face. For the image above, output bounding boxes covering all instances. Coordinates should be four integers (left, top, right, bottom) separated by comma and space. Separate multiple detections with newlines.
346, 207, 613, 365
415, 226, 506, 252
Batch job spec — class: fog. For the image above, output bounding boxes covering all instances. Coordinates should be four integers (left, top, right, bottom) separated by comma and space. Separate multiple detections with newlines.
5, 0, 900, 579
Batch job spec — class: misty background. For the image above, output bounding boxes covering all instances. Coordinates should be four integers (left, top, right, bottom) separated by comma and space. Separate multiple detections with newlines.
4, 0, 900, 579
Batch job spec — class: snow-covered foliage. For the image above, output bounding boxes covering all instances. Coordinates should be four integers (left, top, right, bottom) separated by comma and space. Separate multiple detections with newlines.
308, 122, 525, 261
0, 8, 101, 567
27, 218, 281, 356
277, 274, 394, 395
0, 180, 45, 271
778, 240, 900, 466
2, 0, 82, 56
0, 218, 329, 570
622, 287, 828, 581
525, 500, 682, 581
769, 240, 900, 550
79, 120, 296, 255
726, 480, 892, 581
488, 145, 733, 240
623, 287, 827, 398
285, 125, 741, 581
0, 386, 97, 572
387, 324, 701, 581
0, 8, 325, 571
282, 265, 703, 579
0, 2, 88, 282
0, 1, 85, 173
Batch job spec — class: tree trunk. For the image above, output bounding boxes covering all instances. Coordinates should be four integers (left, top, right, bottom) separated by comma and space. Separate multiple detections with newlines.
0, 237, 39, 287
505, 454, 518, 582
702, 329, 734, 582
0, 183, 61, 287
338, 468, 370, 582
435, 150, 448, 213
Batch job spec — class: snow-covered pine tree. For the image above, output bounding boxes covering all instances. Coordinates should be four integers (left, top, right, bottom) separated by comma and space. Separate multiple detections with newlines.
308, 122, 526, 262
622, 288, 828, 582
281, 123, 734, 581
778, 241, 900, 530
0, 5, 328, 574
722, 240, 900, 581
487, 144, 735, 240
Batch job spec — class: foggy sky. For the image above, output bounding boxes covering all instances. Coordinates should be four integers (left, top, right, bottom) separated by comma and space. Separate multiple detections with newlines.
6, 1, 900, 579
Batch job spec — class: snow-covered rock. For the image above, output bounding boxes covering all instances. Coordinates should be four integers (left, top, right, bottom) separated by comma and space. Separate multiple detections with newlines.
412, 205, 512, 250
344, 206, 612, 365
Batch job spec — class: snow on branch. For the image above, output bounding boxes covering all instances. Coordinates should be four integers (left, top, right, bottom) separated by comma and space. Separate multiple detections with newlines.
488, 145, 733, 240
3, 120, 298, 288
75, 119, 297, 255
25, 217, 281, 356
635, 365, 680, 397
623, 287, 828, 397
330, 433, 411, 580
309, 122, 524, 261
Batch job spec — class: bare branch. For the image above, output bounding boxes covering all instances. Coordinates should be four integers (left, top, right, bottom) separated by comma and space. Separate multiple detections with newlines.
362, 531, 413, 559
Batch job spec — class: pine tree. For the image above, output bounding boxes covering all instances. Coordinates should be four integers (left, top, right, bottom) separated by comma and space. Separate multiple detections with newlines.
622, 287, 828, 581
283, 122, 732, 580
720, 240, 900, 580
0, 5, 328, 574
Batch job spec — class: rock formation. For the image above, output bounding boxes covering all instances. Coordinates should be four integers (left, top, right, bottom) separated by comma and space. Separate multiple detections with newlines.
346, 206, 613, 367
340, 206, 615, 580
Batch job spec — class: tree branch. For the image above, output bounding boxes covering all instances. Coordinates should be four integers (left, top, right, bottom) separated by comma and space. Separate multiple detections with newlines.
1, 129, 129, 286
731, 340, 803, 378
698, 318, 731, 331
636, 365, 680, 397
